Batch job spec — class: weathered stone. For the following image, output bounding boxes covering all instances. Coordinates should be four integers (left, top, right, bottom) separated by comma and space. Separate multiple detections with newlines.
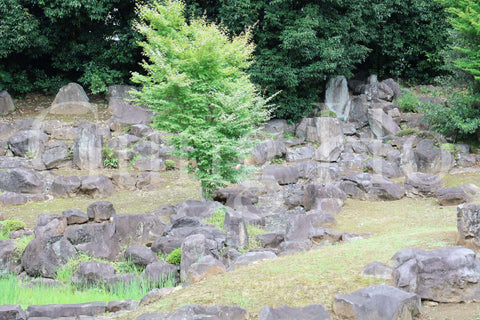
34, 214, 67, 237
340, 173, 404, 201
348, 94, 369, 124
73, 123, 103, 170
140, 305, 248, 320
404, 172, 443, 197
114, 214, 165, 247
301, 117, 343, 143
313, 139, 344, 162
333, 285, 420, 320
50, 176, 81, 198
124, 245, 157, 266
107, 299, 139, 313
21, 235, 77, 278
180, 234, 215, 282
382, 78, 401, 99
151, 235, 183, 255
325, 75, 350, 120
140, 287, 179, 306
175, 200, 223, 219
144, 261, 178, 287
457, 153, 477, 168
0, 305, 26, 320
252, 140, 287, 165
87, 201, 116, 222
263, 165, 299, 185
307, 212, 337, 228
50, 83, 94, 115
365, 158, 402, 178
42, 141, 70, 169
302, 183, 347, 211
256, 233, 284, 249
79, 175, 114, 198
437, 187, 470, 206
313, 198, 342, 215
130, 124, 154, 138
109, 98, 152, 125
393, 247, 480, 302
136, 172, 165, 190
111, 173, 137, 191
229, 251, 276, 271
62, 209, 89, 225
284, 214, 314, 242
0, 192, 28, 206
187, 255, 226, 284
133, 157, 165, 172
0, 239, 17, 275
362, 261, 393, 280
415, 142, 454, 174
259, 304, 331, 320
0, 168, 44, 194
224, 208, 248, 249
457, 203, 480, 249
26, 302, 105, 318
64, 222, 119, 260
0, 91, 15, 115
368, 108, 400, 139
107, 85, 138, 100
71, 261, 115, 288
261, 119, 294, 139
8, 130, 48, 158
286, 146, 315, 162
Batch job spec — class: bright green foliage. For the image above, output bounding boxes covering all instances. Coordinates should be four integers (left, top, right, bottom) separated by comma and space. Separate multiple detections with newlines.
0, 220, 26, 239
421, 92, 480, 141
0, 0, 141, 94
395, 91, 422, 113
102, 146, 119, 169
443, 0, 480, 84
13, 235, 33, 261
204, 207, 226, 231
131, 0, 271, 195
166, 248, 181, 265
165, 159, 176, 170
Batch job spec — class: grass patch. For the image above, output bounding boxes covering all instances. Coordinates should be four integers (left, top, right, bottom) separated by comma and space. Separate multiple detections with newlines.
0, 220, 26, 239
204, 207, 227, 231
13, 235, 33, 261
395, 128, 420, 137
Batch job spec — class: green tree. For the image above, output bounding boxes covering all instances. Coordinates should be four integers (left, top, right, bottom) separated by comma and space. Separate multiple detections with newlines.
131, 0, 271, 196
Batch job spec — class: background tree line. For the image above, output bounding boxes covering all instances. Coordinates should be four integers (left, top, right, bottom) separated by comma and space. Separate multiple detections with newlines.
0, 0, 476, 121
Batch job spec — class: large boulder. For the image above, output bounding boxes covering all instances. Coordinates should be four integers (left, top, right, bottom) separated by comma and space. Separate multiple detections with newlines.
286, 146, 315, 162
414, 142, 455, 174
437, 187, 470, 206
263, 165, 299, 185
50, 176, 81, 198
50, 83, 94, 115
0, 168, 44, 194
297, 117, 343, 143
79, 175, 114, 198
340, 173, 404, 201
114, 214, 166, 247
0, 90, 15, 115
187, 255, 226, 284
260, 119, 294, 139
8, 130, 48, 158
25, 302, 105, 318
109, 98, 152, 125
0, 192, 28, 206
457, 203, 480, 249
367, 108, 400, 139
302, 183, 347, 211
348, 94, 369, 125
224, 208, 248, 249
73, 123, 103, 170
87, 201, 116, 222
21, 235, 77, 278
144, 261, 178, 287
64, 222, 120, 260
175, 200, 223, 219
259, 304, 331, 320
404, 172, 443, 197
393, 247, 480, 302
333, 285, 420, 320
0, 305, 26, 320
180, 234, 217, 282
252, 140, 287, 165
325, 75, 350, 120
41, 141, 70, 169
124, 245, 157, 266
70, 261, 115, 288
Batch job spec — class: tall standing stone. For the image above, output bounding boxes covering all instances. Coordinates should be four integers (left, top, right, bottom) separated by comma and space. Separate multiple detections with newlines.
0, 91, 15, 115
73, 123, 103, 170
50, 83, 95, 115
325, 76, 350, 120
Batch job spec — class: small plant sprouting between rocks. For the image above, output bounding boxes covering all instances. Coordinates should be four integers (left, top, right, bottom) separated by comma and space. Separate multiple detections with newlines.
102, 146, 119, 169
13, 235, 33, 261
166, 248, 181, 265
0, 220, 26, 239
204, 207, 227, 231
165, 159, 176, 170
395, 128, 420, 137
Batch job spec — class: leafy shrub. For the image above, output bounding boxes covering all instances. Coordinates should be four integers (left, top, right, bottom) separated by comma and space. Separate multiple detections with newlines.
166, 248, 181, 265
395, 90, 422, 113
0, 220, 26, 239
165, 159, 175, 171
102, 146, 119, 169
420, 91, 480, 141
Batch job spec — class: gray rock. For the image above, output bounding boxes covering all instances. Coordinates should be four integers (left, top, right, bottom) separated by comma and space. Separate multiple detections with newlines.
124, 245, 157, 266
62, 209, 89, 225
180, 234, 215, 282
21, 235, 77, 278
348, 94, 369, 124
142, 305, 248, 320
144, 261, 178, 287
79, 175, 114, 198
107, 299, 139, 313
111, 173, 137, 190
284, 214, 314, 242
404, 172, 443, 197
87, 201, 116, 222
133, 157, 165, 172
71, 261, 115, 288
263, 165, 299, 185
313, 198, 342, 215
65, 222, 119, 260
437, 187, 470, 206
299, 117, 343, 143
0, 168, 44, 194
0, 239, 17, 274
365, 158, 402, 178
139, 287, 178, 306
187, 255, 226, 284
136, 172, 165, 190
362, 261, 393, 280
393, 247, 480, 302
50, 83, 94, 115
382, 78, 401, 99
175, 200, 223, 219
50, 176, 81, 198
0, 91, 15, 115
109, 98, 152, 125
107, 85, 138, 100
368, 108, 400, 139
229, 251, 276, 271
26, 302, 105, 318
151, 235, 183, 255
252, 140, 287, 165
114, 214, 166, 247
313, 139, 344, 162
302, 183, 347, 211
0, 192, 28, 206
340, 173, 404, 201
256, 233, 284, 249
224, 208, 248, 249
258, 304, 331, 320
333, 285, 420, 320
42, 141, 70, 169
286, 146, 315, 162
457, 153, 477, 168
0, 305, 26, 320
261, 119, 294, 139
34, 214, 67, 237
129, 124, 154, 138
8, 130, 48, 158
73, 123, 103, 170
457, 203, 480, 249
325, 75, 350, 120
414, 143, 454, 174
